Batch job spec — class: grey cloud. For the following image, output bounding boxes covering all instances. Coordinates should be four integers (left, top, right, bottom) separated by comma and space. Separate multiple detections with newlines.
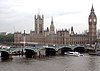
0, 13, 33, 33
0, 1, 33, 33
45, 11, 80, 19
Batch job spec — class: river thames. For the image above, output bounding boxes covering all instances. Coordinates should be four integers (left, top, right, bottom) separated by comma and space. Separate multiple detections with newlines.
0, 55, 100, 71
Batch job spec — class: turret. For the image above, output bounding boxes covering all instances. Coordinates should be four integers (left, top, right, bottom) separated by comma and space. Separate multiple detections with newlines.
50, 17, 55, 34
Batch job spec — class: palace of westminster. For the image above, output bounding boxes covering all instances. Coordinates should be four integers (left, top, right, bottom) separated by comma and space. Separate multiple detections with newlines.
14, 5, 97, 45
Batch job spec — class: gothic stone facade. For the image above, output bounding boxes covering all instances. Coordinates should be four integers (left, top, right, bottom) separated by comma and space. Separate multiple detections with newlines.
14, 5, 97, 45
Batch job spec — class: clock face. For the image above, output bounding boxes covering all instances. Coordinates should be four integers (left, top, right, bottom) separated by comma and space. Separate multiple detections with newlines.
94, 19, 96, 22
89, 18, 96, 22
89, 19, 91, 22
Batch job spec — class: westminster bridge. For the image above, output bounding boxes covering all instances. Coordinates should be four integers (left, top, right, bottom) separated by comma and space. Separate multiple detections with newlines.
0, 44, 90, 59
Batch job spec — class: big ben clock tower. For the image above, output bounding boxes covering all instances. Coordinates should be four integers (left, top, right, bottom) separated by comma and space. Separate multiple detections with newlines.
88, 5, 97, 45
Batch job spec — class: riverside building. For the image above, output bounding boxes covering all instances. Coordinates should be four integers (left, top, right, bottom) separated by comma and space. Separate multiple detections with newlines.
14, 5, 97, 46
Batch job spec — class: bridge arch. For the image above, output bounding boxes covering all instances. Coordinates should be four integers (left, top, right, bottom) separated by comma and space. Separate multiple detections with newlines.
58, 46, 73, 55
1, 50, 10, 60
45, 46, 56, 56
37, 46, 57, 56
74, 46, 85, 53
25, 48, 36, 58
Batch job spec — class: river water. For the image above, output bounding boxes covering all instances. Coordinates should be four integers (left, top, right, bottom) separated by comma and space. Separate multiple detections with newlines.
0, 54, 100, 71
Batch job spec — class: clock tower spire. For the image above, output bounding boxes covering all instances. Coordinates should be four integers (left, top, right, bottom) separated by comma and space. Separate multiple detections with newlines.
50, 17, 55, 34
88, 5, 97, 45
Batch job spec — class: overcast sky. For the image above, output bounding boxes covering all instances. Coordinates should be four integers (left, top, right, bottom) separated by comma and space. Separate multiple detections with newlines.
0, 0, 100, 33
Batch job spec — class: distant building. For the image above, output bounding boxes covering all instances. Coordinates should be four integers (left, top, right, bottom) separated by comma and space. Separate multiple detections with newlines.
34, 14, 44, 34
0, 32, 6, 35
88, 5, 97, 45
57, 29, 70, 45
71, 26, 74, 35
50, 17, 55, 35
14, 5, 97, 45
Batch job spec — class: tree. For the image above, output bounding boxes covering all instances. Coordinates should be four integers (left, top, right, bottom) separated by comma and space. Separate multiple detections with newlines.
0, 34, 14, 45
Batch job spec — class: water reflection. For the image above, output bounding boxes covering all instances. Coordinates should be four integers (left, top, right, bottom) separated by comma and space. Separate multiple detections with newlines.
88, 56, 96, 71
0, 55, 100, 71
